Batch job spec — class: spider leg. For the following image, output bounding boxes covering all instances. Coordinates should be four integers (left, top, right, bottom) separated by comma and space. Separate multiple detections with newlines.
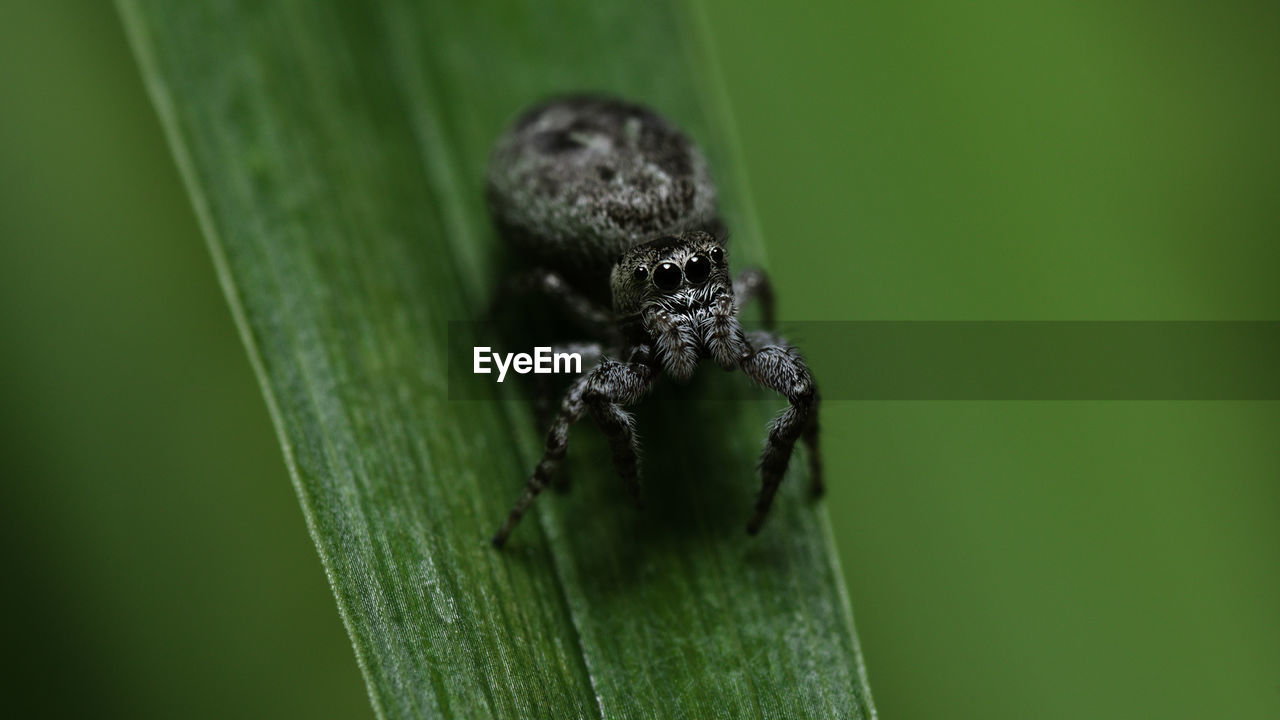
492, 355, 654, 548
535, 342, 605, 493
733, 267, 776, 329
492, 373, 591, 548
738, 331, 820, 534
584, 359, 657, 507
532, 342, 604, 431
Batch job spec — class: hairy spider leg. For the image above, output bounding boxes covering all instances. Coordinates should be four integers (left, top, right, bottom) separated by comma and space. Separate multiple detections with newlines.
492, 358, 655, 547
739, 331, 819, 535
584, 359, 656, 506
491, 373, 589, 548
530, 341, 604, 430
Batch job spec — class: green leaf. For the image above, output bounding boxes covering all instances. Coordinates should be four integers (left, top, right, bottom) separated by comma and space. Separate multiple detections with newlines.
118, 1, 876, 717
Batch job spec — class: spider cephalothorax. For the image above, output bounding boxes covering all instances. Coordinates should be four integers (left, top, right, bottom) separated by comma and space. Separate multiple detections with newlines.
486, 96, 821, 548
611, 231, 749, 380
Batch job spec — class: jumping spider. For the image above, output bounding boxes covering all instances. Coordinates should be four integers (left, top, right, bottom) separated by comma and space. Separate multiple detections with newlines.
486, 95, 821, 548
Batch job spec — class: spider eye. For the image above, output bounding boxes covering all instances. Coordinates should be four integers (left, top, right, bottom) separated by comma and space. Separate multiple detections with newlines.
684, 254, 711, 284
633, 265, 648, 281
653, 262, 682, 291
709, 247, 725, 265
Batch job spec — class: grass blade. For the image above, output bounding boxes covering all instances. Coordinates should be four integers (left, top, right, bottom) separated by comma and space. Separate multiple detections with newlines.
119, 1, 876, 717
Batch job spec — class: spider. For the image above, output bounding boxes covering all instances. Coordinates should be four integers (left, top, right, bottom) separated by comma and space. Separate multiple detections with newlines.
486, 95, 821, 548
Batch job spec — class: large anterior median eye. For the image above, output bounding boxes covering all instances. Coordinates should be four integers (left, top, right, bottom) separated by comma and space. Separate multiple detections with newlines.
653, 262, 682, 291
684, 254, 711, 284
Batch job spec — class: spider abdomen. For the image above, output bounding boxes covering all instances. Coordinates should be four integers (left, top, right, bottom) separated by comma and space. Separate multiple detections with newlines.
486, 95, 719, 299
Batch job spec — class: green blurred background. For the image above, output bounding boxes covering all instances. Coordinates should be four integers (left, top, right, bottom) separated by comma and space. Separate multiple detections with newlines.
1, 1, 1276, 718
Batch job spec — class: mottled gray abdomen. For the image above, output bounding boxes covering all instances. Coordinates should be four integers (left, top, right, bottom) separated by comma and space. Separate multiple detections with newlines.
486, 95, 719, 299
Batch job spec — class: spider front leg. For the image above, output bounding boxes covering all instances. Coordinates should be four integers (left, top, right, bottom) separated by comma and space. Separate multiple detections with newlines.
491, 354, 654, 548
739, 331, 822, 535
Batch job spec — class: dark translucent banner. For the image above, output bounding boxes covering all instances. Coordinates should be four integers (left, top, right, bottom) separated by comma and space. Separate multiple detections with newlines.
448, 321, 1280, 400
